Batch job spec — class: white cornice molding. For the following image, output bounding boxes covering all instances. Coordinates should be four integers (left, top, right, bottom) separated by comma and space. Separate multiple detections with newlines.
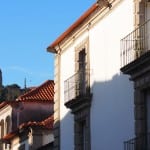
57, 0, 121, 53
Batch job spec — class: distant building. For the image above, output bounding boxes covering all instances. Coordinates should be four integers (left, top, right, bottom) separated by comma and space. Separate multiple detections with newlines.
0, 80, 54, 150
0, 69, 29, 102
0, 84, 27, 102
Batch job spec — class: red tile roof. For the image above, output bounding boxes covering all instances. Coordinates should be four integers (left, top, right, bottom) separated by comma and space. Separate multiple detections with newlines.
0, 101, 8, 109
1, 131, 17, 142
19, 115, 54, 130
47, 0, 113, 53
47, 3, 99, 53
2, 115, 54, 142
0, 80, 54, 142
0, 101, 19, 109
17, 80, 54, 102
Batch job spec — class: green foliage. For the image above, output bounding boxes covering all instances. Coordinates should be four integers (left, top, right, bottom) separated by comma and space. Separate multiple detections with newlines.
0, 86, 6, 102
0, 84, 24, 101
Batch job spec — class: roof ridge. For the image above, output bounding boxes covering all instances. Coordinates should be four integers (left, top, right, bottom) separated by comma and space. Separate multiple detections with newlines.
17, 80, 54, 102
1, 115, 53, 142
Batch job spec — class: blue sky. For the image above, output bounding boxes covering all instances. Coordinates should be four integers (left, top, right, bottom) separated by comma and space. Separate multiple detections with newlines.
0, 0, 95, 88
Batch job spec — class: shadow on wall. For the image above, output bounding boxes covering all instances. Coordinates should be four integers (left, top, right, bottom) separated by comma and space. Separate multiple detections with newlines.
12, 102, 53, 130
91, 73, 135, 150
54, 112, 74, 150
53, 73, 135, 150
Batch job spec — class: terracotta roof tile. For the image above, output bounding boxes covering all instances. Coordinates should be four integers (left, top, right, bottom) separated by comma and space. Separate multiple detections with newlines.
47, 0, 113, 53
1, 131, 17, 142
1, 80, 54, 142
0, 101, 19, 109
17, 80, 54, 102
0, 101, 8, 109
2, 115, 54, 142
47, 3, 99, 52
19, 115, 53, 130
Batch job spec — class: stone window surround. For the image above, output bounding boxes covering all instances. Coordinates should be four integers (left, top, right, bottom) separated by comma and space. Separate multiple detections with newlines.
75, 37, 90, 73
134, 73, 150, 137
73, 37, 91, 150
74, 108, 91, 150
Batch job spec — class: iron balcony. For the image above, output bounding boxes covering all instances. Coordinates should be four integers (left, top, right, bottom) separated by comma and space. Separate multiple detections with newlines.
121, 19, 150, 68
64, 70, 92, 112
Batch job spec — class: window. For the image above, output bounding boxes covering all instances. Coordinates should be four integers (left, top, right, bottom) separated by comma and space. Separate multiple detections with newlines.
0, 120, 4, 150
73, 38, 91, 150
75, 112, 91, 150
79, 120, 86, 150
78, 49, 86, 72
0, 120, 4, 138
77, 49, 86, 96
5, 116, 11, 134
75, 120, 86, 150
146, 90, 150, 133
146, 90, 150, 148
74, 38, 91, 98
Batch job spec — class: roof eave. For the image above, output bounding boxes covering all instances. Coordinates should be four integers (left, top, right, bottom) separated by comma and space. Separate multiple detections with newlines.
47, 46, 57, 53
47, 3, 98, 50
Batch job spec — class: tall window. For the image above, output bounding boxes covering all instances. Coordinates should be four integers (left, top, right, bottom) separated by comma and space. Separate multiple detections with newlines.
78, 49, 86, 72
80, 120, 86, 150
5, 116, 11, 134
146, 89, 150, 148
76, 49, 86, 97
0, 120, 4, 150
75, 119, 87, 150
0, 120, 4, 138
73, 38, 91, 150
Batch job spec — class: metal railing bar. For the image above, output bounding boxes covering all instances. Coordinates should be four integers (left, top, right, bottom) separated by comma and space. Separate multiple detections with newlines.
64, 70, 90, 104
121, 19, 150, 67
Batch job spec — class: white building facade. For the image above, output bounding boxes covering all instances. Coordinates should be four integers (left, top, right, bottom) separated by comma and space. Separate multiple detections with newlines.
0, 104, 12, 150
47, 0, 150, 149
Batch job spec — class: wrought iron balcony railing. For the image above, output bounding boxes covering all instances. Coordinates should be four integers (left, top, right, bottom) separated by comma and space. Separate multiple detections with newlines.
121, 19, 150, 67
64, 70, 90, 104
124, 134, 150, 150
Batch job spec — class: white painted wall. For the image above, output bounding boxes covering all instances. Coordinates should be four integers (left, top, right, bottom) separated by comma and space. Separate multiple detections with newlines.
60, 46, 74, 150
90, 0, 134, 149
43, 133, 54, 145
0, 105, 12, 150
59, 0, 135, 150
0, 105, 12, 132
60, 30, 90, 150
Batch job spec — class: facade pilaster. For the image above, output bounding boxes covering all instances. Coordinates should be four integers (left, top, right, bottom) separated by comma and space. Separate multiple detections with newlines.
53, 53, 61, 150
